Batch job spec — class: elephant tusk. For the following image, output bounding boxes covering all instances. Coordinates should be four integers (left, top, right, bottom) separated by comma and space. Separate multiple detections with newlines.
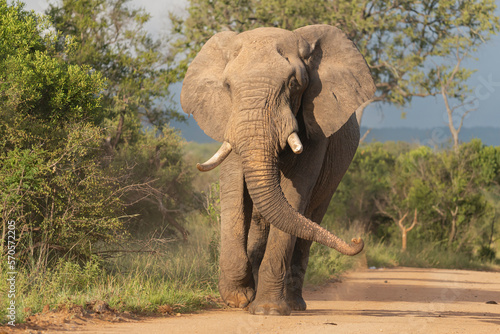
197, 141, 232, 172
287, 132, 303, 154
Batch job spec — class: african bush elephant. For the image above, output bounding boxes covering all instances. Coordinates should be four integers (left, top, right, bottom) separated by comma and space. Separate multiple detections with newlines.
181, 25, 375, 315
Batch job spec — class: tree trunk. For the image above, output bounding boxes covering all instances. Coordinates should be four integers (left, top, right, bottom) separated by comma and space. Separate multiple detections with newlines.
401, 230, 408, 252
355, 99, 373, 127
397, 209, 417, 252
112, 113, 125, 149
356, 100, 374, 144
448, 206, 459, 249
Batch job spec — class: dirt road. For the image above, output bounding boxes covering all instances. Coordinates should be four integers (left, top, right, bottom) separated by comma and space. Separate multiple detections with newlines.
14, 268, 500, 334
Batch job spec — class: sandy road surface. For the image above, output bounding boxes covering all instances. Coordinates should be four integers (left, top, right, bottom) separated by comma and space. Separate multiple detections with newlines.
7, 268, 500, 334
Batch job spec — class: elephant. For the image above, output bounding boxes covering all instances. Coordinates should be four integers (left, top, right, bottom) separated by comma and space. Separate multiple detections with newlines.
180, 24, 375, 315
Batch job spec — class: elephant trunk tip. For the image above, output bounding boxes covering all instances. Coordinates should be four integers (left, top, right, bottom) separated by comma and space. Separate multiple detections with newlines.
345, 237, 364, 256
352, 237, 362, 244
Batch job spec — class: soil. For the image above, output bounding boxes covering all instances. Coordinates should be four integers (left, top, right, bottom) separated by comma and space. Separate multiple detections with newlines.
2, 267, 499, 334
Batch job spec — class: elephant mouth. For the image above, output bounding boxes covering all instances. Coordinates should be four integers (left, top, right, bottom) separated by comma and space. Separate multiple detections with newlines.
196, 132, 303, 171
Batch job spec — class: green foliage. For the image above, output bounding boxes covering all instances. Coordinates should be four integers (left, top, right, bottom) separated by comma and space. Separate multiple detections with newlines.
326, 142, 400, 232
47, 0, 183, 129
0, 1, 105, 152
48, 255, 103, 292
2, 1, 499, 323
363, 239, 497, 270
478, 245, 496, 262
327, 140, 500, 258
306, 234, 360, 285
0, 126, 124, 267
44, 0, 195, 241
201, 182, 221, 225
0, 1, 123, 267
363, 239, 399, 269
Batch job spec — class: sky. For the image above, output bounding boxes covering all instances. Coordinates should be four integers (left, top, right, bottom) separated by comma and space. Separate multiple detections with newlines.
22, 0, 500, 142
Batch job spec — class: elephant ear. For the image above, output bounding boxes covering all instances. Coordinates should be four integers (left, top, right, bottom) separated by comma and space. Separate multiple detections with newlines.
180, 31, 237, 142
294, 25, 376, 138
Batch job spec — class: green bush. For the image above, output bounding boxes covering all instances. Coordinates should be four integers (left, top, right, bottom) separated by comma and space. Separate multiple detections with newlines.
327, 140, 500, 260
104, 126, 194, 239
49, 256, 103, 292
0, 1, 125, 268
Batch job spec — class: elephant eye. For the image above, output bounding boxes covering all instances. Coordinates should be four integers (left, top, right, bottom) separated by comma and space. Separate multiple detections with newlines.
289, 77, 300, 90
224, 80, 231, 92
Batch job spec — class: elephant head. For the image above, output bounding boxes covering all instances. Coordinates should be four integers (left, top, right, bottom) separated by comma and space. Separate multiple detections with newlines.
181, 25, 375, 255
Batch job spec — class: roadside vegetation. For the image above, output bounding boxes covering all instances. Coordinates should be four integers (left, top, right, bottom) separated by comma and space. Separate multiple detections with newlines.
1, 0, 499, 326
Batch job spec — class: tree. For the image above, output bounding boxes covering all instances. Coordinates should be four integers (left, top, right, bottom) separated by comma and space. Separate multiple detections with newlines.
373, 146, 443, 251
169, 0, 500, 127
412, 1, 500, 151
46, 0, 196, 239
481, 187, 500, 261
434, 47, 476, 152
414, 142, 491, 250
0, 0, 123, 267
47, 0, 184, 148
375, 208, 418, 252
375, 163, 419, 251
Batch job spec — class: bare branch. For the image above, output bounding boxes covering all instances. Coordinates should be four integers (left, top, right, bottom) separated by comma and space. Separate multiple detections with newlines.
375, 199, 397, 222
359, 128, 372, 144
433, 205, 446, 217
407, 208, 418, 232
397, 211, 410, 230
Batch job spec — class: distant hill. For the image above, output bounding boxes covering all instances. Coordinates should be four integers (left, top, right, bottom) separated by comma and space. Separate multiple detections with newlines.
360, 127, 499, 147
172, 118, 499, 146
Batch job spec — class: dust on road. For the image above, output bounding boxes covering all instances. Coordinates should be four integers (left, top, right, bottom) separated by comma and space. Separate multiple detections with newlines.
7, 267, 500, 334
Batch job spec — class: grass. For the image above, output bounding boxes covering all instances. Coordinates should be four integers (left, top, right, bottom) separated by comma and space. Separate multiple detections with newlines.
364, 237, 500, 271
306, 242, 361, 285
0, 212, 221, 325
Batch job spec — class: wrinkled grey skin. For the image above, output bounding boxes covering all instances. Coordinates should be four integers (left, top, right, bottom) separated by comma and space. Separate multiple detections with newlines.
181, 25, 375, 315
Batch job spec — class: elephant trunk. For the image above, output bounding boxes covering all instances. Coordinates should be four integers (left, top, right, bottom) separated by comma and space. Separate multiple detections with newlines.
237, 118, 363, 256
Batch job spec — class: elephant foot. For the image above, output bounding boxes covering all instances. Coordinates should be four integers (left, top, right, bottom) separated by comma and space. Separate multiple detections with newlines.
220, 285, 255, 308
248, 298, 291, 316
287, 294, 307, 311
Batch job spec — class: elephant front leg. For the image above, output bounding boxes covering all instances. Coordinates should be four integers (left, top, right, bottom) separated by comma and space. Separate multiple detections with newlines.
249, 226, 295, 315
219, 153, 255, 308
